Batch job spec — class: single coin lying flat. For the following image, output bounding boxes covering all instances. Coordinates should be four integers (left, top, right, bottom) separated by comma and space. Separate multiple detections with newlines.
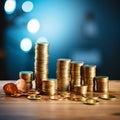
84, 98, 100, 105
99, 94, 116, 100
27, 94, 41, 100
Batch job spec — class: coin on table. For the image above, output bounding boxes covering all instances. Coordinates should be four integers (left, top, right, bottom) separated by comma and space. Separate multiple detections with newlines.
27, 94, 41, 100
84, 98, 100, 105
99, 94, 116, 100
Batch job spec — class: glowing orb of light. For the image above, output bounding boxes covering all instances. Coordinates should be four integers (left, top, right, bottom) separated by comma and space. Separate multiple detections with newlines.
22, 1, 34, 12
4, 0, 16, 14
27, 19, 40, 33
20, 38, 32, 52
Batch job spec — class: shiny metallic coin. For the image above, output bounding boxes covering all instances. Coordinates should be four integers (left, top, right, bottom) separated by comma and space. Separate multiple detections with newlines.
84, 98, 100, 105
27, 94, 41, 100
99, 94, 116, 100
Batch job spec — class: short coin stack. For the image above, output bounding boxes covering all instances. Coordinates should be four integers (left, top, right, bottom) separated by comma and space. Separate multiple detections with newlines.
71, 61, 84, 92
94, 76, 109, 93
74, 85, 88, 96
82, 65, 96, 92
19, 71, 33, 91
56, 59, 71, 92
34, 42, 49, 90
42, 79, 57, 96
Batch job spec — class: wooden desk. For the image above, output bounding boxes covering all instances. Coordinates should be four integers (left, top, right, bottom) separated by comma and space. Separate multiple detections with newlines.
0, 80, 120, 120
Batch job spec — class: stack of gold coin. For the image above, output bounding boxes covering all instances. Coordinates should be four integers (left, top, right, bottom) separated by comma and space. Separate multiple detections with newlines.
74, 85, 88, 96
94, 76, 109, 93
82, 65, 96, 92
34, 42, 49, 90
19, 71, 33, 90
42, 79, 57, 96
56, 59, 71, 92
71, 61, 84, 92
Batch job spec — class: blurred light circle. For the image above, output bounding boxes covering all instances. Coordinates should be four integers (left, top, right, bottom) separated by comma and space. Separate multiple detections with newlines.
22, 1, 33, 12
37, 37, 49, 44
4, 0, 16, 14
27, 19, 40, 33
20, 38, 32, 52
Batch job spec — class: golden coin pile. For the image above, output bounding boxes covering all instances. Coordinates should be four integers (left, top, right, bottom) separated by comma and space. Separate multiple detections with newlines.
34, 42, 49, 90
94, 76, 109, 93
56, 59, 71, 92
19, 71, 33, 90
82, 65, 96, 92
42, 79, 57, 96
71, 61, 84, 92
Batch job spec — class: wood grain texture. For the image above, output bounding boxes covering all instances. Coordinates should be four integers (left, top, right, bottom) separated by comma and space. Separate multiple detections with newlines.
0, 80, 120, 120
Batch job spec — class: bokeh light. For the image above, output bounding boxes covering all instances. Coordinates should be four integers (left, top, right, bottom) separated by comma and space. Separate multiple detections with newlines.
27, 19, 40, 33
20, 38, 32, 52
4, 0, 16, 14
22, 1, 34, 12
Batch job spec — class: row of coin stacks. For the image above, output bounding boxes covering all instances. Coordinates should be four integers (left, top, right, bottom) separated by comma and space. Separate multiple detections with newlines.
56, 59, 97, 93
56, 60, 109, 94
34, 42, 109, 96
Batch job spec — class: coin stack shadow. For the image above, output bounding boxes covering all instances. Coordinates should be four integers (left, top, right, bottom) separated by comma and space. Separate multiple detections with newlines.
56, 59, 71, 92
34, 42, 49, 91
82, 65, 96, 92
70, 61, 84, 92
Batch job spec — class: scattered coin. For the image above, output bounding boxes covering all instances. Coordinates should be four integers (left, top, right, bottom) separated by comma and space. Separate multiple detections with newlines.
27, 94, 41, 100
84, 98, 100, 105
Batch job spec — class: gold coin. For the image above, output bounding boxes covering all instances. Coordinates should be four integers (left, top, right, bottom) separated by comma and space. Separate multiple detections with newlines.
99, 94, 116, 100
84, 98, 100, 105
27, 94, 41, 100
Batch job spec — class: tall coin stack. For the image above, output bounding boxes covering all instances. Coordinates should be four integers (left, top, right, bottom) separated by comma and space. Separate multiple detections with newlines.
56, 59, 71, 92
34, 41, 49, 90
71, 61, 84, 92
82, 65, 96, 92
94, 76, 109, 93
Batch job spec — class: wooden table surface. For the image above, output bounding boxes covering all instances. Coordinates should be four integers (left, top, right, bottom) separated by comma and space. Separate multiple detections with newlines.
0, 80, 120, 120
